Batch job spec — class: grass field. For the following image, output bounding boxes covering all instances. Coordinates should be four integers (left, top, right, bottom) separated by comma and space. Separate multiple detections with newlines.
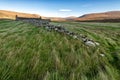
0, 20, 120, 80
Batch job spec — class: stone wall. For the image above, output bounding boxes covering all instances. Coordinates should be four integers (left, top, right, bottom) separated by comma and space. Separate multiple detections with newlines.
44, 24, 100, 47
15, 15, 99, 47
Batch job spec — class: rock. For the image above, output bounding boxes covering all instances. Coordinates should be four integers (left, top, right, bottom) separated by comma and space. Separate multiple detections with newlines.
45, 26, 49, 29
94, 42, 100, 46
81, 35, 87, 38
73, 35, 78, 39
64, 31, 69, 35
82, 38, 87, 42
85, 41, 96, 47
55, 28, 58, 31
100, 54, 105, 57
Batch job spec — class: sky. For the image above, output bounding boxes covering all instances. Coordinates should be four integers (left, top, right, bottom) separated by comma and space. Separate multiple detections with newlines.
0, 0, 120, 17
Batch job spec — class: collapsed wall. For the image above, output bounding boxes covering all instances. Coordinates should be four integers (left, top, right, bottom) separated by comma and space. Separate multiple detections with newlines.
15, 15, 99, 47
44, 24, 100, 47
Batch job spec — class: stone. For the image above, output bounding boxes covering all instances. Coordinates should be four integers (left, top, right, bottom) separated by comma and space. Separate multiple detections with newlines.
100, 54, 105, 57
85, 41, 96, 47
82, 38, 87, 42
81, 35, 87, 38
73, 35, 78, 39
94, 42, 100, 46
55, 28, 58, 31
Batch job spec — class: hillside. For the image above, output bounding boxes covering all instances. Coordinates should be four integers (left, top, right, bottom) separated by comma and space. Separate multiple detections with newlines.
75, 11, 120, 22
0, 10, 66, 21
1, 10, 120, 22
0, 10, 40, 19
0, 20, 120, 80
42, 16, 66, 21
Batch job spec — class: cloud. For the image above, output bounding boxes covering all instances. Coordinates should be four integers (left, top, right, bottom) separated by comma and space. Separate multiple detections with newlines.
59, 9, 72, 12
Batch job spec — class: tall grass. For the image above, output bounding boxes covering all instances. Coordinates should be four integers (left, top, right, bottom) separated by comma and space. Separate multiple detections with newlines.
0, 20, 120, 80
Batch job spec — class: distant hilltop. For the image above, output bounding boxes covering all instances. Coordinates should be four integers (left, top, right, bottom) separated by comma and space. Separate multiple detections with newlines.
74, 11, 120, 22
1, 10, 120, 22
0, 10, 40, 19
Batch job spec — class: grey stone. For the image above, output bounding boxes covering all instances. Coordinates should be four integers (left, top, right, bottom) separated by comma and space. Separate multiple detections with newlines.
73, 35, 78, 39
85, 41, 96, 47
94, 42, 100, 46
100, 54, 105, 57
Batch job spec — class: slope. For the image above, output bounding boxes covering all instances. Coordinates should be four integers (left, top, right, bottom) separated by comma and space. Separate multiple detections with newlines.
75, 11, 120, 22
0, 20, 120, 80
0, 10, 40, 19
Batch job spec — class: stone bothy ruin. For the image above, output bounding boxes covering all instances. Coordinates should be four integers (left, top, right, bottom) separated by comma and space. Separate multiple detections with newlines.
15, 15, 50, 26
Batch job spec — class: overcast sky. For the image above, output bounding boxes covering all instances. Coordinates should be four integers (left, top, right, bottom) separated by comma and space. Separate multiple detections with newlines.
0, 0, 120, 17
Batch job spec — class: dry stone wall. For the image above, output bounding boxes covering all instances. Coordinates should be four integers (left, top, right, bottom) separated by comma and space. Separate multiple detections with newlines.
44, 24, 100, 47
16, 15, 99, 47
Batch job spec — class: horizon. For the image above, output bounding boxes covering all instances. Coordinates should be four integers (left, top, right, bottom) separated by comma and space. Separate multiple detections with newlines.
0, 0, 120, 17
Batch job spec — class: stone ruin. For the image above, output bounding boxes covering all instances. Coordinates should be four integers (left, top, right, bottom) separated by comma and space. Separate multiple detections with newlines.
15, 15, 99, 47
16, 15, 50, 26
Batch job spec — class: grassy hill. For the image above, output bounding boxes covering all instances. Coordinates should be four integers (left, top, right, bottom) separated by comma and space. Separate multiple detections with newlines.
75, 11, 120, 22
1, 10, 120, 22
0, 10, 40, 19
0, 20, 120, 80
0, 10, 66, 22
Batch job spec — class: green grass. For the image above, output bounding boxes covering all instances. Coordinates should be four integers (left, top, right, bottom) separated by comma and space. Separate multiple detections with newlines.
0, 20, 120, 80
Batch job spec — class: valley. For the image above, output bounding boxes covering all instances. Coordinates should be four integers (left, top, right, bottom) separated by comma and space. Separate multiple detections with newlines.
0, 20, 120, 80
